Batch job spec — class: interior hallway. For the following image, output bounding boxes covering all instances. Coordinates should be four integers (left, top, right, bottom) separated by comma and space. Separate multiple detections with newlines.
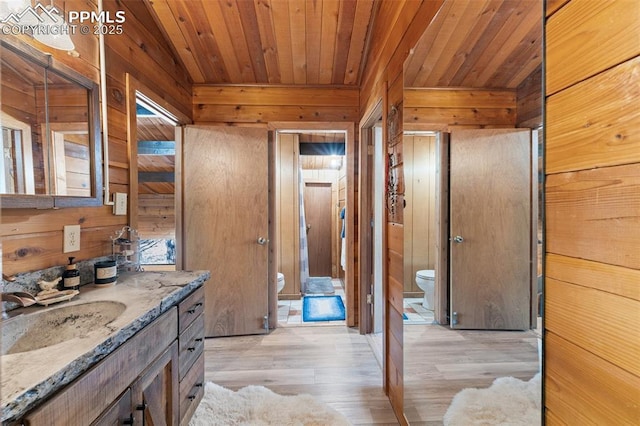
203, 326, 399, 425
203, 321, 539, 425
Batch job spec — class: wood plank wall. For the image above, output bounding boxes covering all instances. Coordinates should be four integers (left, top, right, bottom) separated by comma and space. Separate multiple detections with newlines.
404, 88, 517, 131
193, 86, 359, 123
2, 0, 193, 276
276, 133, 300, 298
403, 134, 436, 294
544, 1, 640, 424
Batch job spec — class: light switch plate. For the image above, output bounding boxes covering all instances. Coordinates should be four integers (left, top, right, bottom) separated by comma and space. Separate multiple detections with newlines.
113, 192, 127, 216
63, 225, 81, 253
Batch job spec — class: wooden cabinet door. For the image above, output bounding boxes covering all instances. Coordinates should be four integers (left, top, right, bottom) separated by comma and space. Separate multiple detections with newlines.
450, 129, 532, 330
91, 389, 133, 426
132, 342, 179, 426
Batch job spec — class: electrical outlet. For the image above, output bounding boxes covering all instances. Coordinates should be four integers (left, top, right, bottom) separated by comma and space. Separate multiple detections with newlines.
63, 225, 81, 253
113, 192, 127, 216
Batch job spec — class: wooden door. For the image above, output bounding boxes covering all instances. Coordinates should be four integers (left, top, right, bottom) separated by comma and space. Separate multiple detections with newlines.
450, 129, 531, 330
304, 182, 333, 276
183, 126, 270, 337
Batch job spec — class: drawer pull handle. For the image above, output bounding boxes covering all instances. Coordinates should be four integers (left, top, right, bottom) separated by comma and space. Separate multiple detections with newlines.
187, 302, 203, 314
195, 383, 203, 388
188, 395, 197, 401
123, 414, 135, 425
188, 347, 196, 352
136, 403, 147, 411
195, 338, 203, 342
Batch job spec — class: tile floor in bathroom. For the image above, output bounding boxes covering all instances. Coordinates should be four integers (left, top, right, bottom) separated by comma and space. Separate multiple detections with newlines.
277, 278, 346, 326
403, 297, 436, 325
278, 283, 435, 326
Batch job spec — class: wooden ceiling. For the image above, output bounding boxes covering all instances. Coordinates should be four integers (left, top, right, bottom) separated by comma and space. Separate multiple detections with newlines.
145, 0, 542, 90
145, 0, 377, 85
404, 0, 543, 89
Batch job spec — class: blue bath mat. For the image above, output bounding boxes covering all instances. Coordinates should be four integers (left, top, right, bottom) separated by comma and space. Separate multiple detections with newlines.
302, 296, 345, 322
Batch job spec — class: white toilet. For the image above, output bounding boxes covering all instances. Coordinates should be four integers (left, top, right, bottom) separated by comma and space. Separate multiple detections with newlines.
415, 270, 435, 310
277, 272, 285, 293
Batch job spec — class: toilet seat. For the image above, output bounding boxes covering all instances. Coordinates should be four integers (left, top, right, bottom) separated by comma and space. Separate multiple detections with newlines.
416, 270, 434, 280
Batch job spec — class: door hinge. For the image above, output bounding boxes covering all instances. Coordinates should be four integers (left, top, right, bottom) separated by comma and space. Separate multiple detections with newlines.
366, 294, 373, 304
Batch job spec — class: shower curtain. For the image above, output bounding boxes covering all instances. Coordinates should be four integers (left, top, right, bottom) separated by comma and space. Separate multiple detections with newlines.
298, 166, 310, 293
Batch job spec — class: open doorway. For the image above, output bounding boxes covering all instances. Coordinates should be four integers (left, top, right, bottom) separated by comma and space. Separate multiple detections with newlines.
274, 128, 351, 327
359, 100, 385, 364
125, 75, 187, 271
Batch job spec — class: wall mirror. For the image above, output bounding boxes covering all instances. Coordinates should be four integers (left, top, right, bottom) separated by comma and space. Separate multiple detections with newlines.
401, 1, 543, 424
0, 37, 101, 208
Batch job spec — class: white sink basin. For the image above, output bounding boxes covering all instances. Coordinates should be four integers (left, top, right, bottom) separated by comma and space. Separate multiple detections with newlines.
1, 301, 126, 355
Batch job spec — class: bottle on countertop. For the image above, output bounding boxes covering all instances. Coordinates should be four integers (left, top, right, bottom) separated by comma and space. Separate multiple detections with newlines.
62, 257, 80, 290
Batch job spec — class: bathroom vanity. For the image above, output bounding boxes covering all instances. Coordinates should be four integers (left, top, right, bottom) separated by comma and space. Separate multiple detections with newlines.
1, 270, 209, 425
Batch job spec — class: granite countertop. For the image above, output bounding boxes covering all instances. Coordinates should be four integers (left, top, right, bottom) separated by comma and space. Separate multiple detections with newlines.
1, 270, 210, 423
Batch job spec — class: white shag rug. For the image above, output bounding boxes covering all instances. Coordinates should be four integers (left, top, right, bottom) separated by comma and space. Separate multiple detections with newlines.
443, 373, 541, 425
189, 382, 352, 426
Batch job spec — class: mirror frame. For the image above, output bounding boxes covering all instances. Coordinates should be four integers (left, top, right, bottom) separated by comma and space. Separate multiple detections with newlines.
0, 37, 102, 209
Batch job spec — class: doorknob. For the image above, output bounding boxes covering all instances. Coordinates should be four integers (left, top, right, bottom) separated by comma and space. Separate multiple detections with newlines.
257, 237, 268, 245
453, 235, 464, 243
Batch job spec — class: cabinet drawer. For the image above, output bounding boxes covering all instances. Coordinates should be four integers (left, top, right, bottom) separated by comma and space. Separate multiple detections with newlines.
179, 353, 205, 426
179, 314, 204, 380
178, 286, 204, 334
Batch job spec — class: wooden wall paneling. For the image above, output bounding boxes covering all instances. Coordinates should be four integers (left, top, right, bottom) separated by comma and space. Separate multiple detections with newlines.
516, 66, 543, 128
2, 224, 123, 276
193, 86, 359, 123
194, 104, 359, 124
402, 136, 414, 292
546, 253, 640, 302
403, 134, 436, 294
194, 86, 358, 107
105, 0, 192, 112
545, 0, 570, 17
545, 1, 640, 423
403, 88, 517, 130
545, 58, 640, 174
137, 194, 175, 239
405, 89, 517, 108
276, 133, 300, 297
545, 332, 640, 425
0, 206, 122, 238
546, 277, 640, 377
545, 0, 640, 96
546, 163, 640, 269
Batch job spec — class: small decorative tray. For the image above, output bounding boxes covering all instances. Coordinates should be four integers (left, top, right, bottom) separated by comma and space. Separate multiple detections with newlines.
35, 289, 79, 306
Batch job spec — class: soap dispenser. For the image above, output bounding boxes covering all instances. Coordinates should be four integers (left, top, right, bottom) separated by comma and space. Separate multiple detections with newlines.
62, 257, 80, 290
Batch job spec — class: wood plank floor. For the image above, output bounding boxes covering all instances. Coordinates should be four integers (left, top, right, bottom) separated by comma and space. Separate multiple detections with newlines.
404, 324, 540, 425
203, 325, 400, 425
203, 324, 540, 425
